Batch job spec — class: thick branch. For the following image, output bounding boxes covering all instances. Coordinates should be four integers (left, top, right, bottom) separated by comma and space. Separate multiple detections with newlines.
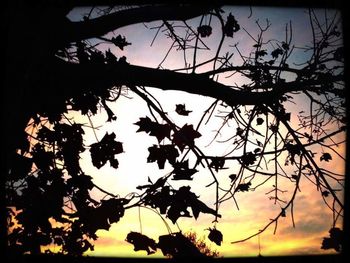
57, 59, 342, 108
66, 5, 216, 43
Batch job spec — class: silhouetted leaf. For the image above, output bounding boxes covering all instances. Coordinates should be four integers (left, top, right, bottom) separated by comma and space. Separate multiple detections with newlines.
209, 157, 226, 172
236, 182, 251, 192
229, 174, 237, 182
256, 50, 267, 57
240, 152, 256, 166
172, 160, 198, 180
105, 49, 118, 64
175, 104, 192, 116
322, 190, 330, 197
208, 228, 223, 246
135, 117, 171, 142
90, 132, 123, 169
111, 35, 131, 50
167, 186, 221, 223
198, 25, 212, 38
271, 48, 283, 59
158, 232, 204, 258
256, 117, 264, 125
147, 145, 179, 169
172, 124, 201, 152
126, 232, 157, 255
321, 228, 343, 252
67, 174, 94, 191
320, 152, 332, 162
81, 198, 128, 234
223, 13, 240, 37
281, 209, 286, 217
285, 143, 301, 165
137, 177, 167, 192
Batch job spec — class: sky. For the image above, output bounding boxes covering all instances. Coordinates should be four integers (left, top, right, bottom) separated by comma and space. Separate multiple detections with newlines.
56, 5, 346, 258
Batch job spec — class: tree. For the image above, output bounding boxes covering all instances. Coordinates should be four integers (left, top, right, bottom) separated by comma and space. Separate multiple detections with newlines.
4, 1, 345, 258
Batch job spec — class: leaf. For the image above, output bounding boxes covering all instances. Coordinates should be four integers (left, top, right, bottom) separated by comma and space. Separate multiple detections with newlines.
223, 13, 240, 37
236, 182, 251, 192
147, 145, 179, 169
111, 34, 131, 50
89, 132, 123, 169
322, 190, 330, 197
158, 232, 203, 258
135, 117, 171, 142
209, 157, 226, 172
81, 198, 128, 233
321, 228, 343, 252
197, 25, 212, 38
105, 49, 118, 64
256, 50, 267, 57
67, 174, 94, 191
229, 174, 237, 182
172, 160, 198, 180
254, 148, 261, 154
175, 104, 192, 116
172, 124, 201, 152
256, 117, 264, 125
320, 152, 332, 162
126, 232, 157, 255
137, 177, 167, 192
240, 152, 256, 166
271, 48, 283, 59
281, 209, 286, 217
208, 228, 223, 246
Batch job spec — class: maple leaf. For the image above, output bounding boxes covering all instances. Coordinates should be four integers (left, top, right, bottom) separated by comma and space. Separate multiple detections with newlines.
147, 145, 179, 169
89, 132, 123, 169
320, 152, 332, 162
172, 160, 198, 180
208, 228, 223, 246
126, 232, 157, 255
167, 186, 221, 223
80, 198, 128, 234
175, 104, 192, 116
172, 124, 201, 152
135, 117, 171, 142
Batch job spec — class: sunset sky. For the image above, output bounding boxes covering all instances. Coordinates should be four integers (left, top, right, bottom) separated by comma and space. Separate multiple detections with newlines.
62, 5, 345, 258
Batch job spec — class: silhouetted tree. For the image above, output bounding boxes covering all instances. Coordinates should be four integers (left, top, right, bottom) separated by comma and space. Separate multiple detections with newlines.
4, 2, 345, 257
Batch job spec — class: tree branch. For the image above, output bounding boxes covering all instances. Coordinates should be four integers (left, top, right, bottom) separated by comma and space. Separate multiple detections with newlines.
66, 5, 216, 43
56, 58, 342, 108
